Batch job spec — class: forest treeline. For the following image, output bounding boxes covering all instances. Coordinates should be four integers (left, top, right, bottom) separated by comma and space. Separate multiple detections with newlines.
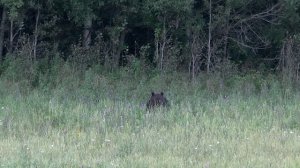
0, 0, 299, 83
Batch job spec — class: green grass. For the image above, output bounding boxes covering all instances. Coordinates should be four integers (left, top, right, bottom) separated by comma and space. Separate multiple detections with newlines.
0, 71, 300, 167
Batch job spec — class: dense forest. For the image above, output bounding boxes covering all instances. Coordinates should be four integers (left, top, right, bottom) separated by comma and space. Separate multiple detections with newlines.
0, 0, 299, 85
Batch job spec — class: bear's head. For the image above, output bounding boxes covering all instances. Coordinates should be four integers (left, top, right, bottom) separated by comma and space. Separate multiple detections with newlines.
146, 92, 169, 110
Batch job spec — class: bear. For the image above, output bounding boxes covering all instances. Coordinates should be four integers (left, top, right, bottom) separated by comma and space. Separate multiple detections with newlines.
146, 92, 169, 110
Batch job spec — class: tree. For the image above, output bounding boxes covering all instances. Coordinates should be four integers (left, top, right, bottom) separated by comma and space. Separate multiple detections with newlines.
200, 0, 282, 72
0, 6, 6, 62
65, 0, 104, 48
143, 0, 193, 72
0, 0, 23, 61
278, 0, 300, 83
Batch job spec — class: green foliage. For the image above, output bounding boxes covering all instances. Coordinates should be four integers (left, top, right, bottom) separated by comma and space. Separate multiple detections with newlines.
144, 0, 193, 14
282, 0, 300, 34
65, 0, 104, 23
2, 56, 38, 85
0, 0, 23, 19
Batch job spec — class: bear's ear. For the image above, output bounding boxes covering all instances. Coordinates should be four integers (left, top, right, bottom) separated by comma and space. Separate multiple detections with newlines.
151, 92, 155, 96
160, 92, 164, 96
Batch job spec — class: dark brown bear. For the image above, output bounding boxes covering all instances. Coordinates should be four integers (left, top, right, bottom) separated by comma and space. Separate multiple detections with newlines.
146, 92, 169, 109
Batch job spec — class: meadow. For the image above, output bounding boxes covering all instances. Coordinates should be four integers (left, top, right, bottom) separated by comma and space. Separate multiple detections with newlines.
0, 65, 300, 167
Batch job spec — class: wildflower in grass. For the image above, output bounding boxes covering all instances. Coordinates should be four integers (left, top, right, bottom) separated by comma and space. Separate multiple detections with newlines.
216, 141, 220, 144
105, 139, 111, 142
1, 107, 4, 110
290, 131, 294, 134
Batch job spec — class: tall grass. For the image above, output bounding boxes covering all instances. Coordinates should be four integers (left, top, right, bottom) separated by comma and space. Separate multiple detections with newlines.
0, 60, 300, 167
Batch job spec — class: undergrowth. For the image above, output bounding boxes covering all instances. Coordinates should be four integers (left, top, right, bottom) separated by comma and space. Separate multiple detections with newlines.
0, 58, 299, 167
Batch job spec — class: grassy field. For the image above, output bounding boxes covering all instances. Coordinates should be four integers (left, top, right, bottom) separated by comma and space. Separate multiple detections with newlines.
0, 70, 300, 167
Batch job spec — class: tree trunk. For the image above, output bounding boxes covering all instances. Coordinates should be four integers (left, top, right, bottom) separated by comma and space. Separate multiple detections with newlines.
223, 6, 231, 61
33, 7, 40, 61
0, 7, 7, 62
9, 20, 13, 53
114, 29, 126, 68
83, 15, 92, 49
160, 16, 166, 72
207, 0, 212, 74
155, 36, 159, 65
118, 30, 126, 65
192, 35, 197, 81
187, 27, 196, 81
109, 28, 127, 70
